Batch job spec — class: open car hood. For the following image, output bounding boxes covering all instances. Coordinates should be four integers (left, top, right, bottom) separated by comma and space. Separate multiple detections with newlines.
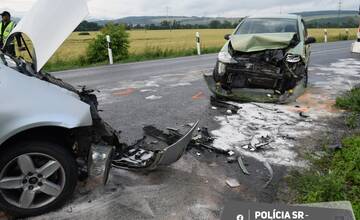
8, 0, 89, 72
230, 33, 296, 53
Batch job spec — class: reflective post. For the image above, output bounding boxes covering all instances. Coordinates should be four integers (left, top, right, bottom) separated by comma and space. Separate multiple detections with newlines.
106, 35, 114, 65
324, 29, 328, 43
196, 32, 201, 55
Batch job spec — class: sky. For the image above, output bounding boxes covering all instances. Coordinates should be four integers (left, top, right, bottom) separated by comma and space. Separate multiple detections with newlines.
0, 0, 359, 19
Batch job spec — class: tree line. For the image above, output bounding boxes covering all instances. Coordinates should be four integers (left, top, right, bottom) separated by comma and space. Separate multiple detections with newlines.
75, 16, 359, 32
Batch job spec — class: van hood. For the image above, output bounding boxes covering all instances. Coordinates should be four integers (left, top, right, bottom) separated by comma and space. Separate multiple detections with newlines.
8, 0, 89, 72
230, 33, 296, 53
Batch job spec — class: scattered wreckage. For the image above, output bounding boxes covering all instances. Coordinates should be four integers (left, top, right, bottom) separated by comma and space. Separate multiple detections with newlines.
205, 15, 316, 103
0, 0, 198, 217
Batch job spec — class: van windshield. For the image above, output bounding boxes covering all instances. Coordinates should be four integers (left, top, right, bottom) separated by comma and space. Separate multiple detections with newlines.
235, 18, 298, 35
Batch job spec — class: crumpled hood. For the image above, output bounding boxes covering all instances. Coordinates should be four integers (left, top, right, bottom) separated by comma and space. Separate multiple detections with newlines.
8, 0, 89, 72
230, 33, 296, 53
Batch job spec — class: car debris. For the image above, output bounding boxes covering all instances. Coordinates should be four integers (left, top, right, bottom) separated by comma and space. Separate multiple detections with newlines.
248, 131, 274, 151
237, 156, 250, 175
205, 14, 316, 103
226, 178, 241, 188
299, 111, 310, 118
263, 161, 274, 188
210, 96, 240, 114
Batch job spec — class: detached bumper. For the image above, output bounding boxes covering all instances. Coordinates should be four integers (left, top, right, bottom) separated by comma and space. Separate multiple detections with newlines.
204, 73, 305, 104
112, 121, 199, 171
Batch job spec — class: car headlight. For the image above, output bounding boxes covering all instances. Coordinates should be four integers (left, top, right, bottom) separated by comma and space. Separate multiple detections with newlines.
218, 62, 226, 76
218, 51, 237, 64
286, 54, 301, 63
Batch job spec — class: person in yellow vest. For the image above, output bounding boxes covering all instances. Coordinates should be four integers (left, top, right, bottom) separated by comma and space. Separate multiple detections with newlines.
0, 11, 23, 56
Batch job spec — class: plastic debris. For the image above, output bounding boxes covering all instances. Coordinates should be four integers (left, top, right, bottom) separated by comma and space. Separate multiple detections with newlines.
237, 156, 250, 175
263, 161, 274, 188
226, 178, 241, 188
228, 151, 235, 156
249, 131, 273, 151
299, 112, 310, 118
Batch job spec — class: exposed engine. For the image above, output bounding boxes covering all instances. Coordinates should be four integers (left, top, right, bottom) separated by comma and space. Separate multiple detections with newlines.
215, 44, 306, 94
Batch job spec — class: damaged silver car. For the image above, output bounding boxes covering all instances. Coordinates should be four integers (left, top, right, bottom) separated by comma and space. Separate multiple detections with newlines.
0, 0, 197, 217
205, 14, 316, 103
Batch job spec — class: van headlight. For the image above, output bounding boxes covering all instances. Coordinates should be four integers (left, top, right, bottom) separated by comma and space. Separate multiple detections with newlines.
286, 54, 301, 63
218, 51, 237, 64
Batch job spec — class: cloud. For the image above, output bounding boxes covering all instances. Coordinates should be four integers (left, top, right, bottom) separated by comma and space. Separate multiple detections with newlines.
1, 0, 359, 19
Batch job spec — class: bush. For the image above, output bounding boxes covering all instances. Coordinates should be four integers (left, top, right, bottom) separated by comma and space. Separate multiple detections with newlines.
86, 23, 129, 63
288, 136, 360, 219
336, 88, 360, 112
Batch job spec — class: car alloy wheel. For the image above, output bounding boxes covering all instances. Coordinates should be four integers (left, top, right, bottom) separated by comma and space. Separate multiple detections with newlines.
0, 153, 66, 209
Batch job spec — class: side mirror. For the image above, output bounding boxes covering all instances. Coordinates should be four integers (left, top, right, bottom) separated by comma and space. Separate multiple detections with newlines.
305, 36, 316, 45
224, 34, 231, 40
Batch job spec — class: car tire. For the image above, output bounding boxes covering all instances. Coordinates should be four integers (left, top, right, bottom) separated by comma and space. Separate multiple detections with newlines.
0, 141, 78, 218
304, 68, 309, 88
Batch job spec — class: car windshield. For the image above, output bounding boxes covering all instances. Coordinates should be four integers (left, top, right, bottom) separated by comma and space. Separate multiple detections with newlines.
235, 18, 298, 34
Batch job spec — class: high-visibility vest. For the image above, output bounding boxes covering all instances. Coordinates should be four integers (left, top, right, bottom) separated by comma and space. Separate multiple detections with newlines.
0, 21, 15, 45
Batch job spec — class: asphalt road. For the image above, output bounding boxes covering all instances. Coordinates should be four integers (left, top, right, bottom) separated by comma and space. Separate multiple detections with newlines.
56, 41, 354, 140
36, 40, 358, 220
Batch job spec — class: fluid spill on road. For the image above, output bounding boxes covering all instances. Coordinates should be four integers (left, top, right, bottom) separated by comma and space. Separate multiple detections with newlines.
210, 58, 360, 167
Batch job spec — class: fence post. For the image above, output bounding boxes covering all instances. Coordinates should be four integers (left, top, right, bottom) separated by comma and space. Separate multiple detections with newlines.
196, 32, 201, 55
324, 29, 328, 43
106, 35, 114, 65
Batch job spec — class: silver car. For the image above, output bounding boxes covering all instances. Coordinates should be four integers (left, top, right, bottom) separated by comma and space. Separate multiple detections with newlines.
0, 0, 197, 217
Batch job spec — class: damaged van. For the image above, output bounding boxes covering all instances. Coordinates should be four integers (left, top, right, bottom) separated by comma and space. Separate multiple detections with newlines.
204, 14, 316, 103
0, 0, 197, 217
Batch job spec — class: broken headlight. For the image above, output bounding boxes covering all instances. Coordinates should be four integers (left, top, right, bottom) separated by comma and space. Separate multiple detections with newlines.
286, 54, 301, 63
218, 51, 237, 64
218, 62, 226, 76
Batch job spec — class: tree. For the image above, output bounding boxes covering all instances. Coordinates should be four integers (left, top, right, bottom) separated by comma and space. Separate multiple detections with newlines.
222, 20, 233, 28
209, 20, 222, 29
86, 23, 129, 63
75, 21, 101, 31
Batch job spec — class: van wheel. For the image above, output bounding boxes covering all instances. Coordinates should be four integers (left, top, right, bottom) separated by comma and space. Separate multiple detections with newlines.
0, 141, 77, 217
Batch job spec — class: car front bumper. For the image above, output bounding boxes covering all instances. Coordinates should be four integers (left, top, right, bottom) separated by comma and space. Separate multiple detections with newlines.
204, 73, 306, 104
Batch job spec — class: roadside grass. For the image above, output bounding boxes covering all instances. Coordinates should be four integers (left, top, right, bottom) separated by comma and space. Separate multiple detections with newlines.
42, 28, 356, 72
288, 88, 360, 219
44, 46, 222, 72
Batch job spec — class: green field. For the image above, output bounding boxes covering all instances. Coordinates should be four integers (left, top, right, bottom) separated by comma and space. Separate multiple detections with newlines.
25, 28, 356, 71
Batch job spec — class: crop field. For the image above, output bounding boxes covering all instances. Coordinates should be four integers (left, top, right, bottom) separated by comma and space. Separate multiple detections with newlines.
39, 28, 357, 64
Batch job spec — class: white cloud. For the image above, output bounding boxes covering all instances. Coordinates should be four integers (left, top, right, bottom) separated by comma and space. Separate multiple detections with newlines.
0, 0, 358, 19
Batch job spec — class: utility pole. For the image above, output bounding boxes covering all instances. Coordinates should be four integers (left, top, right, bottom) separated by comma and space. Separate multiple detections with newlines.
337, 0, 342, 28
166, 6, 171, 31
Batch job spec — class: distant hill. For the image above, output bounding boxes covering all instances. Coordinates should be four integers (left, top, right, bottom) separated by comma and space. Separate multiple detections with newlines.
95, 16, 241, 26
92, 10, 359, 26
294, 10, 358, 21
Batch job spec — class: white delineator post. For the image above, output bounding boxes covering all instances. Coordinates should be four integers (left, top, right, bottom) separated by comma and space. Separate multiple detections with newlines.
345, 28, 349, 40
196, 32, 201, 55
351, 26, 360, 53
324, 29, 328, 43
106, 35, 114, 65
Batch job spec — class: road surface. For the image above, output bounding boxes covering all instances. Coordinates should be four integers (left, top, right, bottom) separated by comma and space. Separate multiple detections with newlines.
30, 41, 359, 220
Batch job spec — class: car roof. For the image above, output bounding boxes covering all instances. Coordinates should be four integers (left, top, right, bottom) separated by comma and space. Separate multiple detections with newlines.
247, 14, 300, 20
